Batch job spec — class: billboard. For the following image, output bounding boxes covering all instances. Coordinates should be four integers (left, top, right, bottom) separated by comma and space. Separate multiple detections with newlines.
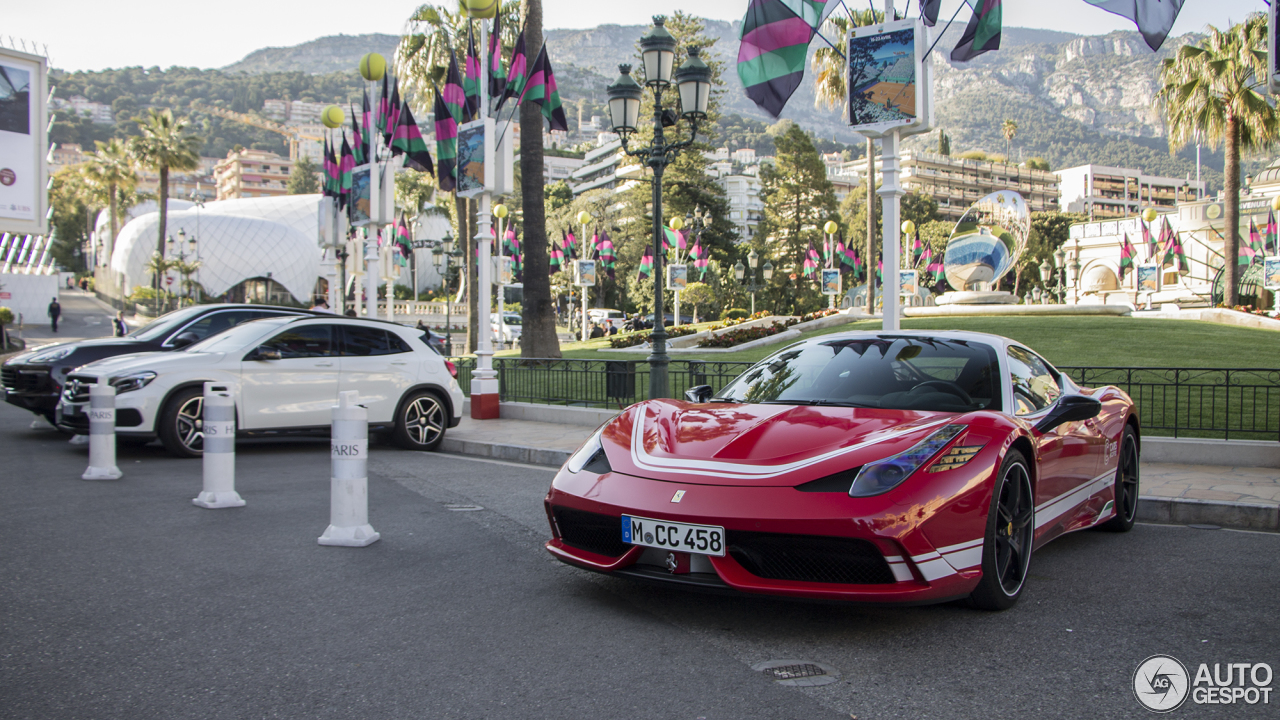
847, 18, 930, 138
0, 47, 48, 236
457, 118, 493, 199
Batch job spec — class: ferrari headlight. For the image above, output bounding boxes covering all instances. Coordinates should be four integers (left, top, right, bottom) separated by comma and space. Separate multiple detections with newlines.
566, 429, 604, 474
109, 371, 157, 394
27, 346, 75, 364
849, 424, 967, 497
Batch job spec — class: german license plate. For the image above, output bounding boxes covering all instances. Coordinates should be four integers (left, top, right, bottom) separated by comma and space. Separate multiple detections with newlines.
621, 515, 725, 557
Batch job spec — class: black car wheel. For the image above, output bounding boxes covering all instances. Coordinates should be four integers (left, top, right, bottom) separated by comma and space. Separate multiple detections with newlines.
158, 387, 206, 458
1100, 426, 1140, 532
393, 391, 446, 451
968, 450, 1035, 611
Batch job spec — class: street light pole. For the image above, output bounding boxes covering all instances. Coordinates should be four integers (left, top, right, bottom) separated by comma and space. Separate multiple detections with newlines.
734, 249, 772, 316
606, 17, 711, 400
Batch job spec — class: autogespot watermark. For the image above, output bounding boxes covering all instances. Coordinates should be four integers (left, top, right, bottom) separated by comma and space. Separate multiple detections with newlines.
1133, 655, 1273, 713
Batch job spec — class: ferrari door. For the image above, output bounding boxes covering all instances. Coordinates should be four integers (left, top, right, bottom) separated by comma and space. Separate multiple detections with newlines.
336, 325, 418, 423
1007, 346, 1100, 539
240, 323, 339, 429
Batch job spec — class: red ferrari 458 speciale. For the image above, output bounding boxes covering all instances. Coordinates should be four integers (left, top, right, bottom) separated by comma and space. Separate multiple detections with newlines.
544, 331, 1139, 610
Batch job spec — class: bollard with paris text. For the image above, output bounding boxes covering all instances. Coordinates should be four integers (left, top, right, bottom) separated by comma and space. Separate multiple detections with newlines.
319, 390, 380, 547
81, 382, 122, 480
192, 382, 245, 508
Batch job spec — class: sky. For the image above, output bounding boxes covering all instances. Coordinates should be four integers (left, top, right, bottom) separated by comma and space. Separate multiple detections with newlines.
4, 0, 1270, 73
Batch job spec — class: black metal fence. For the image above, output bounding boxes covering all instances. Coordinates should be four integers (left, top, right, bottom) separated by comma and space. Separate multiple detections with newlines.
1060, 367, 1280, 441
450, 358, 1280, 441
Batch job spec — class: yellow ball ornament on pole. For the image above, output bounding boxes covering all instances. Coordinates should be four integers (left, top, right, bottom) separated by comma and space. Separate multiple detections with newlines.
321, 105, 345, 129
1271, 195, 1280, 212
669, 216, 684, 231
1141, 208, 1158, 223
823, 220, 839, 235
494, 204, 509, 219
460, 0, 499, 19
901, 220, 916, 236
576, 210, 593, 226
359, 53, 386, 82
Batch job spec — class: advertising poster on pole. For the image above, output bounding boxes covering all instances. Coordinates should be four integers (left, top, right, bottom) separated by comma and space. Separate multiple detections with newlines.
457, 118, 494, 199
349, 165, 372, 226
0, 48, 49, 236
821, 268, 841, 296
1137, 263, 1161, 292
846, 19, 928, 138
667, 263, 688, 291
495, 256, 513, 286
899, 269, 918, 296
1264, 256, 1280, 289
575, 259, 596, 287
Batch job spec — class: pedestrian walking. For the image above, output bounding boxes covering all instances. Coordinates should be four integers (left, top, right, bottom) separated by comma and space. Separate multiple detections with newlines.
47, 297, 61, 333
112, 311, 128, 337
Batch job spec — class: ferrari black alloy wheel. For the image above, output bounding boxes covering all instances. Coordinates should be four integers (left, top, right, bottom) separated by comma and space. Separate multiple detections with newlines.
158, 387, 205, 458
1101, 426, 1140, 532
968, 450, 1035, 611
393, 390, 446, 451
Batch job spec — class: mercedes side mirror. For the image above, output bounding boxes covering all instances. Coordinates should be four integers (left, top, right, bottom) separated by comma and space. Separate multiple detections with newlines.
170, 331, 200, 349
1033, 394, 1101, 434
684, 384, 713, 403
248, 346, 282, 362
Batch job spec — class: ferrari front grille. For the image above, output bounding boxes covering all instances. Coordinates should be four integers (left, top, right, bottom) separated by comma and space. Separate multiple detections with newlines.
552, 506, 630, 558
727, 531, 895, 585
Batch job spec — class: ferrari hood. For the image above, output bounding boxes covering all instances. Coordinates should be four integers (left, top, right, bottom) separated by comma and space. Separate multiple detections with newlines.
601, 398, 962, 486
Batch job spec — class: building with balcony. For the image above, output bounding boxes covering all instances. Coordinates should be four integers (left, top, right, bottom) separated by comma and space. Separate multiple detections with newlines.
1056, 164, 1204, 221
720, 174, 764, 241
214, 149, 294, 200
570, 139, 645, 196
842, 151, 1061, 221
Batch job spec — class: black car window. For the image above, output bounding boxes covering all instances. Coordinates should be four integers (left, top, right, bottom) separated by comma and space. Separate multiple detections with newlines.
173, 310, 271, 343
260, 325, 334, 359
1007, 346, 1061, 415
340, 326, 410, 356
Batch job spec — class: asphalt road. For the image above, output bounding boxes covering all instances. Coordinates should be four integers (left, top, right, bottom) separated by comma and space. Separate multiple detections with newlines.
16, 289, 116, 345
2, 402, 1276, 720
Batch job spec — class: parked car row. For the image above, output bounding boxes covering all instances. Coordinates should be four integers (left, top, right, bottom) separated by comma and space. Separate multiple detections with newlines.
3, 305, 464, 457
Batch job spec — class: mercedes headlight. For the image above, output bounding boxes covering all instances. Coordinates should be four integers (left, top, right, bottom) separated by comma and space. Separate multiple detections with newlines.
849, 424, 968, 498
27, 346, 75, 364
109, 371, 157, 394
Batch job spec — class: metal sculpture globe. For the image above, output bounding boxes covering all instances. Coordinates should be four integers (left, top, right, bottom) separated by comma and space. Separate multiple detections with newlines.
943, 191, 1030, 292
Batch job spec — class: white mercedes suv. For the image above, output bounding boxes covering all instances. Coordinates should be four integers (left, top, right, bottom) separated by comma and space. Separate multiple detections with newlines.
56, 315, 465, 457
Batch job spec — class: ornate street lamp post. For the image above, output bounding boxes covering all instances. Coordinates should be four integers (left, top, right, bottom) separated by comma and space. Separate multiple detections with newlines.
432, 232, 463, 355
606, 16, 711, 400
733, 250, 772, 316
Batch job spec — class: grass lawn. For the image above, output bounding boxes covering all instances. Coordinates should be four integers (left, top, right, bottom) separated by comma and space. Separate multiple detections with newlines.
494, 316, 1280, 369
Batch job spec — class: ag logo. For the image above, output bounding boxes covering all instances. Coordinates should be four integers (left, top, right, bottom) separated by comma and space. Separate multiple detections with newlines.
0, 168, 14, 187
1134, 654, 1190, 712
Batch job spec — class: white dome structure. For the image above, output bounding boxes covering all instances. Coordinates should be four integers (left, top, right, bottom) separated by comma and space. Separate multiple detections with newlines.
110, 195, 324, 303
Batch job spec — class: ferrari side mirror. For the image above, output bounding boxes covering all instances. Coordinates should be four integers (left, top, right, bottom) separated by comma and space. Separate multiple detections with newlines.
684, 384, 713, 403
1033, 394, 1101, 434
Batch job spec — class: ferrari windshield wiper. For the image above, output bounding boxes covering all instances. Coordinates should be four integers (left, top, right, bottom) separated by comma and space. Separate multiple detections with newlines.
761, 399, 876, 408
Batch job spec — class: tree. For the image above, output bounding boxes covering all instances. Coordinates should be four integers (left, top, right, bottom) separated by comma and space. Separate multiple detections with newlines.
287, 155, 320, 194
1016, 211, 1088, 297
518, 0, 559, 358
48, 167, 95, 273
680, 281, 715, 323
758, 121, 838, 309
545, 181, 573, 213
1158, 13, 1279, 306
937, 130, 951, 156
1001, 119, 1018, 159
1026, 157, 1050, 171
81, 138, 137, 267
129, 109, 201, 296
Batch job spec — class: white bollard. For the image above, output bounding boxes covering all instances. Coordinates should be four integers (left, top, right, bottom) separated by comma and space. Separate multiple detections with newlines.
319, 390, 379, 547
82, 383, 122, 480
192, 382, 244, 509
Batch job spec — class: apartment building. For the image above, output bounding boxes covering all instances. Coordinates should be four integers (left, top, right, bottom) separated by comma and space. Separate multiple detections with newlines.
841, 150, 1060, 221
52, 96, 114, 124
214, 149, 293, 200
1056, 164, 1205, 221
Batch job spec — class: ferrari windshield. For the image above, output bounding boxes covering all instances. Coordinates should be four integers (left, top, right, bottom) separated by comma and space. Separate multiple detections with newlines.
714, 336, 1001, 413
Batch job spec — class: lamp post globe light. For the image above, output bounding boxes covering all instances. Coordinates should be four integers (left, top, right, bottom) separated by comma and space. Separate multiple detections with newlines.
575, 209, 593, 342
734, 249, 772, 316
606, 16, 711, 400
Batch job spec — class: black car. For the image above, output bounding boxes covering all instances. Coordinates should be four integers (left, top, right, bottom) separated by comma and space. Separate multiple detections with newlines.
2, 304, 317, 424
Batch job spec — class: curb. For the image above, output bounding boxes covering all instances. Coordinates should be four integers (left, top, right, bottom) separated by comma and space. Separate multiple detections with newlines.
1136, 495, 1279, 532
441, 437, 572, 468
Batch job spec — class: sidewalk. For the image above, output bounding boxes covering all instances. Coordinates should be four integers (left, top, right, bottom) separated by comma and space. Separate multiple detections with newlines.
443, 414, 1280, 532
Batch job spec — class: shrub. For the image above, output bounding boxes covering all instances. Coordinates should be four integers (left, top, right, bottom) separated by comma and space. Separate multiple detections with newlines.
724, 308, 749, 320
698, 321, 794, 348
0, 307, 13, 326
608, 324, 699, 349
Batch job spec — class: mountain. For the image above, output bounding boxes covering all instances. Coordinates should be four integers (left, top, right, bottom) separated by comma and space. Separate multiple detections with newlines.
222, 34, 401, 75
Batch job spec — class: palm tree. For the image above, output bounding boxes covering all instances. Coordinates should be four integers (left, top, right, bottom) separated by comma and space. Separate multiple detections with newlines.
1158, 14, 1278, 306
81, 138, 137, 268
1001, 119, 1018, 159
129, 109, 201, 296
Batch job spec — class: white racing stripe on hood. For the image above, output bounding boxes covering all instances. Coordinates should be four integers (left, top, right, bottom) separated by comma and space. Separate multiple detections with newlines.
629, 405, 954, 480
